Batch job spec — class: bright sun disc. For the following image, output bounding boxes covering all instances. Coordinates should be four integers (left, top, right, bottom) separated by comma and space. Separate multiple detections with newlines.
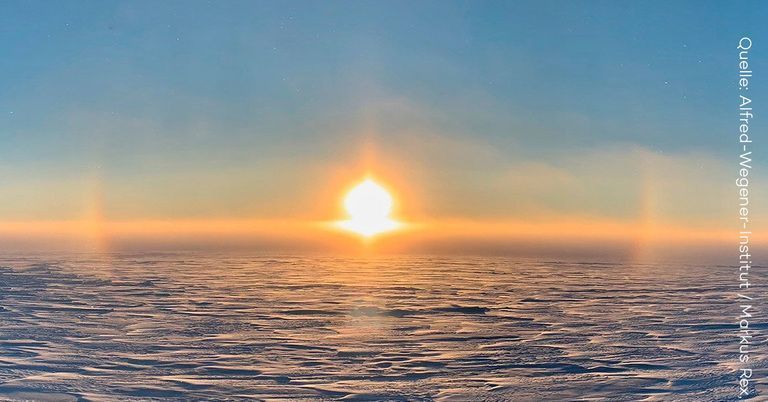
339, 179, 399, 237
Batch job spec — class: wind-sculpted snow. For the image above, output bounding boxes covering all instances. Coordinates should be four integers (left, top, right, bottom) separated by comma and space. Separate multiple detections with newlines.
0, 254, 762, 401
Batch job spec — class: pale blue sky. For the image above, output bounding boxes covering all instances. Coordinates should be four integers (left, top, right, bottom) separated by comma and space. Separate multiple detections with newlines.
0, 1, 765, 223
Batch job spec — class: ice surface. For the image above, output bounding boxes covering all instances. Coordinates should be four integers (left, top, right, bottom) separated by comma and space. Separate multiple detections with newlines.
0, 254, 763, 401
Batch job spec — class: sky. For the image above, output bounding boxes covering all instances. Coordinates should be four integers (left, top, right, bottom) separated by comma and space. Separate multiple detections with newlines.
1, 1, 766, 259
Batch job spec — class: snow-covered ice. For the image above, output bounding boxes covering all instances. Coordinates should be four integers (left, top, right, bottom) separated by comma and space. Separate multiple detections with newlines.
0, 254, 762, 401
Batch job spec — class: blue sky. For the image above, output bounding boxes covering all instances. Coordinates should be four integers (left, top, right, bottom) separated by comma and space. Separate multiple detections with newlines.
0, 1, 765, 229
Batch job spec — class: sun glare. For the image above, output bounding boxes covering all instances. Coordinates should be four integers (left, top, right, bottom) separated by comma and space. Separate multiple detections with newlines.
339, 179, 400, 237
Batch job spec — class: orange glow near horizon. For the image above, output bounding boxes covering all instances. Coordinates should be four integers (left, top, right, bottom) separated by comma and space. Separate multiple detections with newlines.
0, 216, 761, 260
337, 178, 401, 237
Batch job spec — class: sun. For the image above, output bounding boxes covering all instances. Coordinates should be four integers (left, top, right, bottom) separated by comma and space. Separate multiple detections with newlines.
338, 179, 400, 237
